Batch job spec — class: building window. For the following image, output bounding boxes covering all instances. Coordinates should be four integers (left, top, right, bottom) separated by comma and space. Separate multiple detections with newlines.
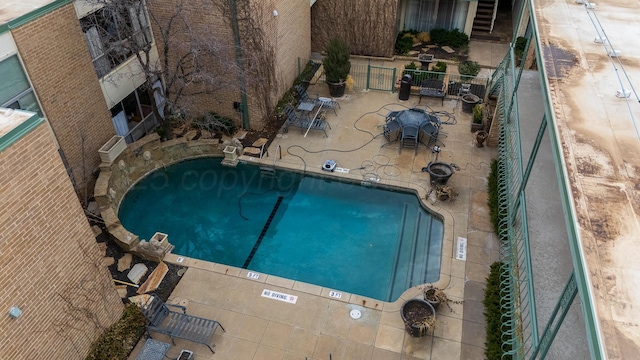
80, 0, 152, 78
110, 82, 162, 143
0, 55, 42, 116
402, 0, 470, 32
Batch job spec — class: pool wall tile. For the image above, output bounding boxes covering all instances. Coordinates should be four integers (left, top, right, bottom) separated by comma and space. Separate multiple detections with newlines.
292, 281, 322, 295
265, 275, 295, 289
349, 294, 384, 311
239, 269, 268, 283
320, 288, 350, 303
213, 263, 242, 276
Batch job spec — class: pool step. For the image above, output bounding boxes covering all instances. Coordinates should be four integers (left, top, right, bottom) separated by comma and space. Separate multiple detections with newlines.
388, 204, 439, 300
260, 166, 276, 179
242, 196, 284, 269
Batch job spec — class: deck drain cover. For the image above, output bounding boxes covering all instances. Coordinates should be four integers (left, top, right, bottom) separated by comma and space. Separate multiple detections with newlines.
350, 309, 362, 319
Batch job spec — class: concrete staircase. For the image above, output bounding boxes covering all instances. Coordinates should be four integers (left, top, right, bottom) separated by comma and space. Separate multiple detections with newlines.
472, 0, 496, 33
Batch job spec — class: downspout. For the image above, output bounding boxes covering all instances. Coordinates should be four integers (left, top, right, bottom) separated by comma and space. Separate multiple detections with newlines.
229, 0, 250, 129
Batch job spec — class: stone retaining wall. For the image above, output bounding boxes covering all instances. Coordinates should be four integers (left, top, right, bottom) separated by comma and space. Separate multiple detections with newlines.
94, 134, 226, 258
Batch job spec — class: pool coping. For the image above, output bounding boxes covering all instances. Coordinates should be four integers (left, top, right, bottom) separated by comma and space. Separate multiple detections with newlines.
95, 135, 456, 305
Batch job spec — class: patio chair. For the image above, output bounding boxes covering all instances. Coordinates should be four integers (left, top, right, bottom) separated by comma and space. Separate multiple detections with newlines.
141, 294, 225, 354
282, 105, 330, 137
399, 124, 420, 155
295, 85, 319, 104
385, 110, 402, 123
458, 83, 472, 96
295, 85, 340, 115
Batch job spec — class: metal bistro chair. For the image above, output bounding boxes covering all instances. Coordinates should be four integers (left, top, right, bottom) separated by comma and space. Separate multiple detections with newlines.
399, 123, 420, 155
458, 83, 472, 97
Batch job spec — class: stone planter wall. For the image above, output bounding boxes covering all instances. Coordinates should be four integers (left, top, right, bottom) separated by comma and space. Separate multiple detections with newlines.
94, 133, 225, 258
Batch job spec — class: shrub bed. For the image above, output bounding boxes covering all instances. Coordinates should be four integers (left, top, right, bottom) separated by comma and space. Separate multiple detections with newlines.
484, 262, 511, 360
85, 304, 147, 360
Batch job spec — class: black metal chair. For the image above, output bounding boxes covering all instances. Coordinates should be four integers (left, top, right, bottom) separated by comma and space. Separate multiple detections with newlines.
141, 294, 225, 353
400, 124, 420, 155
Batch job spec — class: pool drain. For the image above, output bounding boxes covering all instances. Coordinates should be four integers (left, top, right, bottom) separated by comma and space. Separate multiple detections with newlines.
350, 309, 362, 319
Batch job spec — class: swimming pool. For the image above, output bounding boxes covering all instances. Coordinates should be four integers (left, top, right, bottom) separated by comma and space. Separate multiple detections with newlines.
119, 158, 443, 302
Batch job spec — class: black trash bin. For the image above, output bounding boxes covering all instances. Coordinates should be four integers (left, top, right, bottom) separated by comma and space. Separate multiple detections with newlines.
399, 74, 412, 101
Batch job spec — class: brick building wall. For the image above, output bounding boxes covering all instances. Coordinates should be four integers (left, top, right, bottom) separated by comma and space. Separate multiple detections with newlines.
0, 122, 123, 359
11, 3, 115, 200
311, 0, 398, 58
148, 0, 310, 130
271, 0, 311, 106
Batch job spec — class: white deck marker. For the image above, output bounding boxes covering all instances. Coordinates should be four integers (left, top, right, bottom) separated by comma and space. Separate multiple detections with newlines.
261, 289, 298, 304
456, 237, 467, 261
247, 272, 260, 279
329, 290, 342, 299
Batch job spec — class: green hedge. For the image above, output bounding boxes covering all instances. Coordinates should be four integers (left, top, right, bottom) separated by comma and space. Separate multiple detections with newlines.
484, 262, 511, 360
429, 28, 469, 49
488, 158, 500, 235
86, 304, 147, 360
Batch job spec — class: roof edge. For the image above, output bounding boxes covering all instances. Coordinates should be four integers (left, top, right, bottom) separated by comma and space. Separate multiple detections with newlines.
0, 0, 73, 35
0, 112, 44, 153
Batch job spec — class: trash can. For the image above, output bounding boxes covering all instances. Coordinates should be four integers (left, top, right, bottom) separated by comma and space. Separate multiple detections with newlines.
399, 74, 412, 101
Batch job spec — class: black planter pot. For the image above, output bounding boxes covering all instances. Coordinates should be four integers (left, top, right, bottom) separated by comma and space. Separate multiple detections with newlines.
327, 80, 346, 97
461, 94, 480, 113
423, 288, 441, 310
426, 162, 454, 186
401, 299, 436, 337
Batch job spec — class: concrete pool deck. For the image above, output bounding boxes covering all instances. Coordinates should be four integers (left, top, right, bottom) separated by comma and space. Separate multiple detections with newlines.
129, 84, 499, 360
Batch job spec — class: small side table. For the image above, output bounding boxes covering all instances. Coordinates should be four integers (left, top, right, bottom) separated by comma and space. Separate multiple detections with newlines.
297, 101, 315, 112
135, 339, 171, 360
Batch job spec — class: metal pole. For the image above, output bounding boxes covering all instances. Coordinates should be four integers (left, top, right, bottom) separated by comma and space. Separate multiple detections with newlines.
229, 0, 250, 129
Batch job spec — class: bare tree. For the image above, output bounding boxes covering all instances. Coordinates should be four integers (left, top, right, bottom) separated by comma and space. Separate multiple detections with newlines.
311, 0, 398, 57
81, 0, 278, 136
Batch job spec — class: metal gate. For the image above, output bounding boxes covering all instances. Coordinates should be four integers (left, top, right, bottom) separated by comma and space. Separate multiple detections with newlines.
298, 59, 397, 93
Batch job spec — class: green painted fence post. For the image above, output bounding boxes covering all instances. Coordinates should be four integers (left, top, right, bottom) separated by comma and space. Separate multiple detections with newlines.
391, 68, 397, 93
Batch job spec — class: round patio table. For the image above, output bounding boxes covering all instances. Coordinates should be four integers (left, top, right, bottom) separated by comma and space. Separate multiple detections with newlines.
384, 108, 440, 147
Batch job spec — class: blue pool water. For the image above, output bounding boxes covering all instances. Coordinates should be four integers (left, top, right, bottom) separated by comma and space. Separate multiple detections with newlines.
119, 158, 443, 301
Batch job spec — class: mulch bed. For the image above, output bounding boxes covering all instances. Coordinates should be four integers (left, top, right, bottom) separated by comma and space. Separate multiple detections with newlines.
94, 220, 185, 302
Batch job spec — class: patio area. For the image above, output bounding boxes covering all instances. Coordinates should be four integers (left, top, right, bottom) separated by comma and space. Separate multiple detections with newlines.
128, 79, 499, 360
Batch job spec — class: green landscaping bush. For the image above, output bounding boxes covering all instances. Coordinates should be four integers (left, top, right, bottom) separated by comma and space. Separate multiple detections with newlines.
514, 36, 528, 60
432, 61, 447, 73
488, 158, 500, 235
86, 304, 147, 360
395, 34, 414, 55
484, 262, 511, 360
458, 60, 481, 77
429, 28, 469, 49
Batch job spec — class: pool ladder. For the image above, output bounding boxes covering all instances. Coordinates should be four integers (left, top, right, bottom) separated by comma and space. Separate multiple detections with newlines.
259, 145, 281, 179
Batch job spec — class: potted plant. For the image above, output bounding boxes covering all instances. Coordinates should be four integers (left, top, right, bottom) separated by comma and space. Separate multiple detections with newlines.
401, 298, 436, 337
431, 61, 447, 80
472, 103, 484, 132
458, 60, 481, 78
423, 285, 463, 312
323, 37, 351, 97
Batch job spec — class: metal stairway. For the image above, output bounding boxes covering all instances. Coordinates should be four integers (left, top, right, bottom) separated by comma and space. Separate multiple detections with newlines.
472, 0, 497, 34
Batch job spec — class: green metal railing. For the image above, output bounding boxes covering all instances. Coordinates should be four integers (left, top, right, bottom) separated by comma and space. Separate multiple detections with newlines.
492, 1, 606, 357
298, 59, 396, 93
